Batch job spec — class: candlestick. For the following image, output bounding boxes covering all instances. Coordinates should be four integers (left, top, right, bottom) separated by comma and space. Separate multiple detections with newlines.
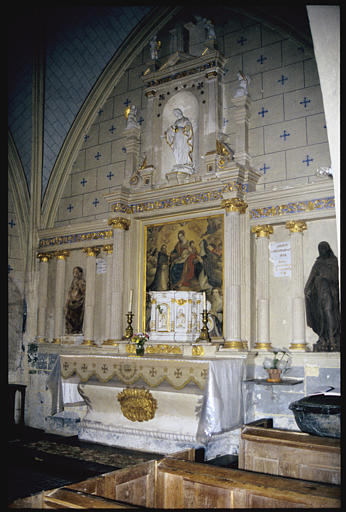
122, 312, 134, 340
196, 309, 211, 343
203, 291, 206, 310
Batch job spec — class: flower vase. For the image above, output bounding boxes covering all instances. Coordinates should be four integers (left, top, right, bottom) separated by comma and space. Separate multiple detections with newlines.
136, 345, 145, 356
266, 368, 282, 382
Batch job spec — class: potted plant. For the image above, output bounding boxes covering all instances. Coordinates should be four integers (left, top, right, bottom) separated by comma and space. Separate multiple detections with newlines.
263, 347, 292, 382
131, 332, 149, 356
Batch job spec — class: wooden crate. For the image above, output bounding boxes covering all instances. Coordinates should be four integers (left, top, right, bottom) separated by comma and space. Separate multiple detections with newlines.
239, 425, 340, 484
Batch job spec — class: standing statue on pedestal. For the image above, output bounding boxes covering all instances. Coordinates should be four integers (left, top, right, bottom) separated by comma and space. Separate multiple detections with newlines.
164, 108, 194, 174
304, 241, 340, 351
64, 266, 86, 334
125, 104, 139, 129
234, 71, 251, 98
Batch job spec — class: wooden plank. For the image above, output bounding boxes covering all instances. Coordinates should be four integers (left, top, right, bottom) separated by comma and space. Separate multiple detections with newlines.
43, 487, 142, 508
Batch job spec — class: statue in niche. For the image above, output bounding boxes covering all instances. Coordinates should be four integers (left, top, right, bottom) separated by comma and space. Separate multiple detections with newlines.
164, 108, 194, 173
149, 35, 161, 69
304, 241, 340, 351
125, 104, 139, 129
64, 266, 86, 334
234, 71, 251, 98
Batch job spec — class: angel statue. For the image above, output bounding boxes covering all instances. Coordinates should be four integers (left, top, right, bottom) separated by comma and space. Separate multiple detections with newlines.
234, 71, 251, 98
164, 108, 194, 173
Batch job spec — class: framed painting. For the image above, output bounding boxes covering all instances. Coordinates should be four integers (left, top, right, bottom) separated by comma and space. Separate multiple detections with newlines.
144, 214, 224, 337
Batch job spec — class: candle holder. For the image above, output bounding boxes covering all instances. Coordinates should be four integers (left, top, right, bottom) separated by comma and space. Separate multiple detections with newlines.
122, 312, 134, 340
196, 310, 211, 342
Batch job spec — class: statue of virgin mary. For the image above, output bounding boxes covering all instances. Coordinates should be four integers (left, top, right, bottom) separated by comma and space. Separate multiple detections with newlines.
164, 108, 194, 174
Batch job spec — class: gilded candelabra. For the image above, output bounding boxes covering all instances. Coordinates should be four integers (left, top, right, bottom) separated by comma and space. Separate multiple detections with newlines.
196, 310, 211, 342
123, 312, 134, 340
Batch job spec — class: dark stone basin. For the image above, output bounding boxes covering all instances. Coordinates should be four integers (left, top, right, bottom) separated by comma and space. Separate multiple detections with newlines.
289, 393, 340, 438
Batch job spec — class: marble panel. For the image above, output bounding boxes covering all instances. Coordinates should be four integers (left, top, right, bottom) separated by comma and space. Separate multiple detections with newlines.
58, 196, 83, 222
92, 97, 114, 125
284, 86, 324, 121
250, 95, 284, 129
82, 124, 99, 148
282, 39, 314, 66
261, 25, 283, 46
8, 236, 21, 259
82, 190, 109, 217
262, 62, 304, 97
248, 127, 264, 157
247, 73, 262, 101
286, 142, 331, 179
303, 59, 320, 87
71, 170, 97, 196
97, 162, 126, 190
99, 117, 124, 144
223, 16, 244, 34
307, 113, 328, 145
129, 64, 148, 91
222, 54, 242, 83
224, 24, 261, 57
85, 142, 112, 170
109, 70, 129, 97
8, 214, 18, 235
252, 151, 286, 184
264, 118, 306, 153
243, 42, 282, 75
61, 176, 72, 198
71, 150, 86, 174
111, 137, 130, 162
114, 89, 142, 118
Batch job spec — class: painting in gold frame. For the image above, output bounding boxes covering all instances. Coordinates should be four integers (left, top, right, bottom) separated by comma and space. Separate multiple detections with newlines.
144, 215, 223, 337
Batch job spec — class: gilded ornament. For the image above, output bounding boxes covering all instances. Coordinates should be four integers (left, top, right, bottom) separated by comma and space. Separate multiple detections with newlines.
102, 244, 113, 254
221, 198, 248, 214
145, 344, 182, 355
54, 250, 70, 260
285, 220, 307, 233
251, 224, 274, 238
254, 342, 272, 350
192, 345, 205, 356
223, 340, 244, 349
289, 342, 308, 350
81, 339, 97, 346
82, 247, 101, 257
117, 388, 157, 422
37, 252, 52, 262
175, 298, 187, 306
108, 217, 131, 230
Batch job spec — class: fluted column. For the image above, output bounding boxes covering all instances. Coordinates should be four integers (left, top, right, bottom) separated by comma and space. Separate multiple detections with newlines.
52, 250, 69, 344
286, 220, 308, 351
252, 224, 274, 350
222, 198, 248, 349
36, 252, 52, 343
101, 244, 117, 345
81, 247, 100, 345
108, 217, 131, 341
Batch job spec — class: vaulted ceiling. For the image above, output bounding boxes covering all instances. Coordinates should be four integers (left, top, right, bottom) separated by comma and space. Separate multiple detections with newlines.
8, 4, 312, 199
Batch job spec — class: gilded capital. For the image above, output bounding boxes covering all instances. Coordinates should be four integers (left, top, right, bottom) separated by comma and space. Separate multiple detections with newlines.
251, 224, 274, 238
108, 217, 131, 230
285, 220, 307, 233
102, 244, 113, 254
54, 250, 70, 260
83, 246, 101, 257
221, 197, 248, 214
37, 252, 52, 262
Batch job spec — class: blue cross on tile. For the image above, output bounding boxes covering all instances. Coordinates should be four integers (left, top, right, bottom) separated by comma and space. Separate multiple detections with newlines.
107, 171, 114, 181
95, 152, 101, 160
280, 130, 290, 141
300, 97, 311, 108
302, 155, 314, 166
80, 178, 87, 187
258, 107, 268, 118
260, 163, 270, 174
123, 98, 131, 107
109, 125, 116, 134
97, 109, 104, 116
8, 219, 16, 228
84, 134, 89, 142
122, 147, 127, 153
278, 75, 288, 85
92, 198, 100, 207
67, 204, 74, 212
8, 264, 13, 274
223, 117, 229, 126
138, 117, 144, 126
257, 55, 267, 64
237, 36, 247, 46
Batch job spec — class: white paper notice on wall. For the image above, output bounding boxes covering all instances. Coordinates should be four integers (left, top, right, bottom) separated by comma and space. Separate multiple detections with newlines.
269, 241, 291, 277
96, 258, 107, 274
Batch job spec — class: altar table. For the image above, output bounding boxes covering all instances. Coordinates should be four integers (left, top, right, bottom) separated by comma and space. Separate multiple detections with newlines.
56, 354, 245, 458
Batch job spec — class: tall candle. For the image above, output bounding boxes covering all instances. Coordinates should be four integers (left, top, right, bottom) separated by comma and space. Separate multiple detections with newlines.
128, 289, 133, 312
203, 291, 206, 310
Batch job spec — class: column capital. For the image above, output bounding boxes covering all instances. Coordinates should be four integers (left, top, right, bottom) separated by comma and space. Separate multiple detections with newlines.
54, 250, 70, 260
37, 252, 53, 262
102, 244, 113, 254
221, 197, 248, 214
108, 217, 131, 230
285, 220, 307, 233
83, 246, 101, 257
251, 224, 274, 238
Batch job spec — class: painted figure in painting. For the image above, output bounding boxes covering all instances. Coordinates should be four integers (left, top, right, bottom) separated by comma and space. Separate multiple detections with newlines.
64, 266, 86, 334
149, 244, 170, 291
304, 241, 340, 351
170, 231, 203, 290
164, 108, 194, 173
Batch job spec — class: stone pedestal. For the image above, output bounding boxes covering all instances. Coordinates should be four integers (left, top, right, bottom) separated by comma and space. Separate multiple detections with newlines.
82, 247, 100, 345
36, 253, 52, 342
53, 250, 69, 344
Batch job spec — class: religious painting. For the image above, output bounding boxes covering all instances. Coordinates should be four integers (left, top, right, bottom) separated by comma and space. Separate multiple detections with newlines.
145, 215, 223, 337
